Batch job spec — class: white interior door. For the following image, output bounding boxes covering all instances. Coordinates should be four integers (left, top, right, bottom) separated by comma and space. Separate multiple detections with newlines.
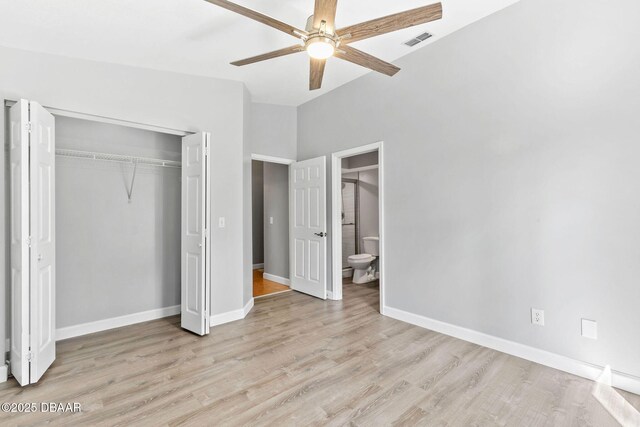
289, 156, 327, 299
9, 100, 30, 386
29, 101, 56, 383
9, 100, 56, 385
181, 132, 210, 335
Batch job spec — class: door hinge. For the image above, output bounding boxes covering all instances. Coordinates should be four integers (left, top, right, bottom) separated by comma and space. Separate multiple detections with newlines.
26, 236, 32, 247
25, 122, 32, 133
27, 351, 33, 362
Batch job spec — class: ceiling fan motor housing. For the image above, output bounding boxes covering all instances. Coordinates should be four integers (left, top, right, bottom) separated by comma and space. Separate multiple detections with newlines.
305, 15, 316, 33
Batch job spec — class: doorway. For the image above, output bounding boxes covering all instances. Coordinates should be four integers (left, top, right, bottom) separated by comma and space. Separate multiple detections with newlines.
331, 142, 385, 312
251, 154, 293, 298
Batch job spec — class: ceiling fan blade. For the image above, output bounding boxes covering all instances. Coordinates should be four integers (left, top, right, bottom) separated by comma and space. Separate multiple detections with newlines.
231, 45, 304, 66
334, 45, 400, 76
337, 2, 442, 44
313, 0, 338, 34
204, 0, 307, 39
310, 58, 327, 90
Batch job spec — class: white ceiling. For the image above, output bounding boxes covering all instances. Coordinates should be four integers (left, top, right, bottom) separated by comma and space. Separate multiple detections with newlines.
0, 0, 519, 106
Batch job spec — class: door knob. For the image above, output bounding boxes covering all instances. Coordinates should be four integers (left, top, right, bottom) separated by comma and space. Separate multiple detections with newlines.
314, 232, 327, 237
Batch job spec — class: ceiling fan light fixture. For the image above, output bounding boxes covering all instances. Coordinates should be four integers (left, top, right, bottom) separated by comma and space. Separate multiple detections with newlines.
306, 36, 336, 60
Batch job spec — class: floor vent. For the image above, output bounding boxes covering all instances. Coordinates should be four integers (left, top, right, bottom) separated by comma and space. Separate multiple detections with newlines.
403, 32, 433, 47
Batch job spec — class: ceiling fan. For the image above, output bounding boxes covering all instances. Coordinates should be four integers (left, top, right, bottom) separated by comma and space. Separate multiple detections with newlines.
205, 0, 443, 90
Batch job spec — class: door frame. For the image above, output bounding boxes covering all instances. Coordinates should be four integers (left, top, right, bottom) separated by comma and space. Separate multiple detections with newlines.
249, 154, 295, 290
330, 142, 385, 313
4, 99, 191, 136
251, 154, 295, 166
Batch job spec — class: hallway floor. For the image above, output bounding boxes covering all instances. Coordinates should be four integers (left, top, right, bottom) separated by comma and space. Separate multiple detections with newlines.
0, 282, 638, 426
253, 268, 289, 297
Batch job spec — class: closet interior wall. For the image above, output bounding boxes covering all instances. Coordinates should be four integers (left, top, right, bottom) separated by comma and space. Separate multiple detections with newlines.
56, 115, 182, 330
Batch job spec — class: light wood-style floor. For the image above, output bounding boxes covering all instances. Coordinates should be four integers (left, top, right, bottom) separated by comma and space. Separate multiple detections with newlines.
1, 282, 638, 426
253, 268, 290, 298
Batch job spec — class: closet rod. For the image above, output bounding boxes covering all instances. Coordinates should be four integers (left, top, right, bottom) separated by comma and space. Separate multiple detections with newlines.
55, 148, 181, 168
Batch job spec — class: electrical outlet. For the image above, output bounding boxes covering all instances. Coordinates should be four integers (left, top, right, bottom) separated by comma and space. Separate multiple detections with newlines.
269, 216, 274, 224
218, 217, 226, 228
531, 308, 545, 326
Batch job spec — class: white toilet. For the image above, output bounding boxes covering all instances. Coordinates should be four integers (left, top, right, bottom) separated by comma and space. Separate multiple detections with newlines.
347, 236, 379, 284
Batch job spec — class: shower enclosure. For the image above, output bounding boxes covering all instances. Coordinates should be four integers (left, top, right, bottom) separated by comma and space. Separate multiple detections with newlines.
341, 178, 359, 275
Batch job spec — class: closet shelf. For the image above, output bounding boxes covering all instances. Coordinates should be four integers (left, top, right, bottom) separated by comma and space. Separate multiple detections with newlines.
55, 148, 181, 168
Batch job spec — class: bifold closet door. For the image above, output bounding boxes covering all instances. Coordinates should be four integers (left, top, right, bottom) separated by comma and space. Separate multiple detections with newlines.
289, 156, 327, 300
181, 133, 211, 336
9, 100, 56, 386
29, 102, 56, 383
9, 100, 30, 386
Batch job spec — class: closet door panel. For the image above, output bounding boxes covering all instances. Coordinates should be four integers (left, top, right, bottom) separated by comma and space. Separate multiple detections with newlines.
9, 100, 30, 386
29, 101, 56, 383
181, 133, 209, 335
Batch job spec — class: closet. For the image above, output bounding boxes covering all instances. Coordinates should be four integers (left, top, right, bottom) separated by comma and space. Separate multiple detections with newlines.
7, 99, 211, 386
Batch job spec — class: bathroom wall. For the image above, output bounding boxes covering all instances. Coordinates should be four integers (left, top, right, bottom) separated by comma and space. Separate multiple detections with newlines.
344, 169, 380, 246
356, 169, 379, 241
346, 152, 379, 170
343, 151, 380, 258
251, 160, 264, 265
341, 181, 357, 266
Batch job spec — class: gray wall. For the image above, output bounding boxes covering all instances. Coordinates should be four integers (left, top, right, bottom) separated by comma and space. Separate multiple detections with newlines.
298, 0, 640, 378
245, 103, 297, 290
56, 116, 181, 328
1, 45, 247, 363
248, 103, 297, 160
263, 162, 289, 279
252, 160, 264, 265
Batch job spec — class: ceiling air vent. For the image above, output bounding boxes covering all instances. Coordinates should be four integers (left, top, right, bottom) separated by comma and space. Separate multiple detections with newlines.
403, 32, 433, 47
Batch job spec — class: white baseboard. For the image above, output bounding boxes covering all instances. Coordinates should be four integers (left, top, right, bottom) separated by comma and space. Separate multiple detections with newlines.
210, 298, 255, 327
253, 263, 264, 269
56, 305, 181, 341
383, 305, 640, 395
0, 364, 7, 383
243, 298, 254, 317
263, 273, 290, 286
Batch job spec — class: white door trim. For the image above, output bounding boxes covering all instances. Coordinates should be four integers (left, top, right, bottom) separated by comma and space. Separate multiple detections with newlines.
4, 100, 191, 137
251, 153, 295, 165
330, 142, 385, 313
